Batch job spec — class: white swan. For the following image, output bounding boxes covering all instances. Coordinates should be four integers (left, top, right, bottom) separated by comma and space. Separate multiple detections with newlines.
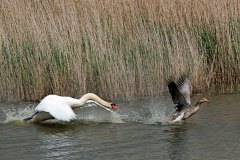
24, 93, 119, 123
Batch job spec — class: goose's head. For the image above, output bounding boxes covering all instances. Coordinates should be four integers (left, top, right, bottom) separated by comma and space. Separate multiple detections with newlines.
197, 98, 210, 105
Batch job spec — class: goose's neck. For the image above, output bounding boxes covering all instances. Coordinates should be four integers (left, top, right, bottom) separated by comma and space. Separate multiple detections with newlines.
193, 100, 204, 110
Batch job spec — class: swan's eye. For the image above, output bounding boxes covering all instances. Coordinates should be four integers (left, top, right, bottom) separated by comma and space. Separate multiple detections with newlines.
110, 103, 116, 106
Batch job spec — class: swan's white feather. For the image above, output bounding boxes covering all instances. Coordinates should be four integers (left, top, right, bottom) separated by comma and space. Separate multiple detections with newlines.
35, 95, 76, 121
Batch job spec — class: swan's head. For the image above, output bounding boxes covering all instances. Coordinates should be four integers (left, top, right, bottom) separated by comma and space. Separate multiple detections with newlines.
109, 103, 120, 109
82, 93, 120, 109
100, 101, 120, 109
86, 100, 120, 110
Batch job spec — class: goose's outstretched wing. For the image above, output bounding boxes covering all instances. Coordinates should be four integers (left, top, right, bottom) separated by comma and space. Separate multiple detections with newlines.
167, 77, 189, 112
176, 75, 192, 105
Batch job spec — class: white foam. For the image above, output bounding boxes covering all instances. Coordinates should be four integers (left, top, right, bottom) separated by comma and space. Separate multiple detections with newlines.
0, 102, 124, 124
1, 104, 35, 123
144, 104, 171, 124
0, 100, 179, 125
115, 101, 173, 125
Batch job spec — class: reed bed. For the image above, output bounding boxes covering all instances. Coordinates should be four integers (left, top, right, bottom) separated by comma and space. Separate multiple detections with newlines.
0, 0, 239, 102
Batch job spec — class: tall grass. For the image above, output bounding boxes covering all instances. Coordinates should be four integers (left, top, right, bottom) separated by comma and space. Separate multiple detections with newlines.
0, 0, 239, 101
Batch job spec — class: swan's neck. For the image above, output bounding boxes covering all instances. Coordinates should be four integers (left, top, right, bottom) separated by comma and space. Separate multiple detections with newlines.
71, 93, 111, 108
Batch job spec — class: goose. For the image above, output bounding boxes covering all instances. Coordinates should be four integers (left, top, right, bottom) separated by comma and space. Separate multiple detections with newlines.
167, 76, 209, 122
24, 93, 119, 123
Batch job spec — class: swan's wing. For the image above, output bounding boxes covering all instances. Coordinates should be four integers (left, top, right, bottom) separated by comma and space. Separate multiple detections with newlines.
167, 79, 189, 111
35, 97, 76, 121
85, 100, 115, 113
176, 76, 191, 105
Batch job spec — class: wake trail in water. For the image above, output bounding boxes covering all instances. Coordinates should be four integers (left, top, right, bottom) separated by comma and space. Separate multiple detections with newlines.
0, 100, 175, 125
0, 103, 123, 124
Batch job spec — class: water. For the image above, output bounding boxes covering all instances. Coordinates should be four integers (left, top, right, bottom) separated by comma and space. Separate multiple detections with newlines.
0, 94, 240, 160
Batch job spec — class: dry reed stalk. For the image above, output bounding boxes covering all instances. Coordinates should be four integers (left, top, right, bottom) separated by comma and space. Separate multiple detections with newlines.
0, 0, 239, 102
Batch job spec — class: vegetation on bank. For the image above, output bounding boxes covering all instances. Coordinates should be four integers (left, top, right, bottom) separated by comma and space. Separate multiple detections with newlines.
0, 0, 239, 101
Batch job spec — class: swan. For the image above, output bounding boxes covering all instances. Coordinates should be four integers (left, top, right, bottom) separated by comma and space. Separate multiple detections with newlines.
167, 75, 210, 122
24, 93, 119, 123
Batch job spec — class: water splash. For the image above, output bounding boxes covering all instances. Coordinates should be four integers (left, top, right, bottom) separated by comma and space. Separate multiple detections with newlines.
118, 107, 151, 123
117, 99, 174, 124
145, 105, 170, 124
0, 102, 123, 124
0, 99, 177, 125
1, 104, 35, 123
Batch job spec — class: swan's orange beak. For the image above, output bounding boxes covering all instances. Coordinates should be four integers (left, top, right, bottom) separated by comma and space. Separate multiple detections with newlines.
111, 105, 120, 109
111, 103, 120, 109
